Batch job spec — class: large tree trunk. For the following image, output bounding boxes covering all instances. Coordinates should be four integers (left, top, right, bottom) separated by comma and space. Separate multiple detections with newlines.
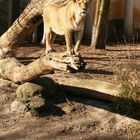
124, 0, 133, 36
0, 0, 44, 58
91, 0, 110, 50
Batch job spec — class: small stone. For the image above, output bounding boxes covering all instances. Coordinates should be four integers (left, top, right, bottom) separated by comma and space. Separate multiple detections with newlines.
11, 99, 28, 114
62, 104, 74, 114
24, 111, 32, 118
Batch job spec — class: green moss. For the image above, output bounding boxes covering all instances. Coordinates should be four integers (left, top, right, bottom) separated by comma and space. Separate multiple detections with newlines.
18, 97, 29, 104
15, 82, 46, 116
16, 82, 44, 100
29, 107, 38, 116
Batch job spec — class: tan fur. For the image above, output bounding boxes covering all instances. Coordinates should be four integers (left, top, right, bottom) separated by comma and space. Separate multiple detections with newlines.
42, 0, 90, 54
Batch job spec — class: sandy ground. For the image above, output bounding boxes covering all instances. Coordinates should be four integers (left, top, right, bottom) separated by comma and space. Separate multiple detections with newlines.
0, 44, 140, 140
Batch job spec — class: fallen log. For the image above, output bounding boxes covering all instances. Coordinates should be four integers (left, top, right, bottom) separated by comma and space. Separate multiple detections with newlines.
57, 77, 119, 102
0, 53, 85, 83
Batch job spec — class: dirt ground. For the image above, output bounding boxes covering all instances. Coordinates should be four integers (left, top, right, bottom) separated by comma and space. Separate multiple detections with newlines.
0, 44, 140, 140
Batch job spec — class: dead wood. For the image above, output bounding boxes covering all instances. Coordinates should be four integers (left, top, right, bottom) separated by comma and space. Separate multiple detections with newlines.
0, 53, 84, 83
57, 77, 119, 102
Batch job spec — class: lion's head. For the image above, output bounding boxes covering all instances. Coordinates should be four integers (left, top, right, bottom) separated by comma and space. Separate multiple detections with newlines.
73, 0, 90, 17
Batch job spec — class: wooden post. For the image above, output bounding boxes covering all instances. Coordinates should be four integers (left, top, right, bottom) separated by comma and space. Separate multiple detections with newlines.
91, 0, 110, 50
124, 0, 133, 36
91, 0, 101, 48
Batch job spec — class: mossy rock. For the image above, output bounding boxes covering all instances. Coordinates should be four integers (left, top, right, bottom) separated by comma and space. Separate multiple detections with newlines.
16, 82, 44, 103
11, 99, 28, 114
29, 96, 45, 109
14, 80, 58, 115
13, 83, 45, 115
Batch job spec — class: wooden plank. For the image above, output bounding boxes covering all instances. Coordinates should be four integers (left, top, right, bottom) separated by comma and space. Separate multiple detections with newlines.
57, 78, 119, 102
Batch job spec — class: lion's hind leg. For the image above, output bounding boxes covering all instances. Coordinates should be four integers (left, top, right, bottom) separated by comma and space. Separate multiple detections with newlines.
45, 26, 55, 54
41, 31, 46, 46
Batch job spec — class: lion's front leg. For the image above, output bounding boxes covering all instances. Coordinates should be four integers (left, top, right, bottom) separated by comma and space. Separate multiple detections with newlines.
74, 29, 84, 55
41, 28, 46, 45
65, 29, 74, 55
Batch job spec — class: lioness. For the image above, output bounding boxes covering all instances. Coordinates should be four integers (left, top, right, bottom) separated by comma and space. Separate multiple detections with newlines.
42, 0, 90, 55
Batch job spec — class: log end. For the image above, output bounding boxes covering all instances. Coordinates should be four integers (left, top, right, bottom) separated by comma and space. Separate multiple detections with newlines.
67, 54, 86, 72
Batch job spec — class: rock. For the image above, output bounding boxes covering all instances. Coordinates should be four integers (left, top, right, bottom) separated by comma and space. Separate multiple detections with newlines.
16, 82, 44, 103
13, 82, 46, 115
62, 104, 74, 114
11, 99, 28, 114
29, 96, 45, 109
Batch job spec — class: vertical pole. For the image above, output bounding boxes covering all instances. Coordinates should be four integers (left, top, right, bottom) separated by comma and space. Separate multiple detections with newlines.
8, 0, 12, 27
91, 0, 110, 49
124, 0, 133, 36
11, 0, 20, 23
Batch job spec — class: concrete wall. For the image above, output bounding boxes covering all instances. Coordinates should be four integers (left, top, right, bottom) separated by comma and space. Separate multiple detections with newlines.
134, 0, 140, 24
109, 0, 140, 24
103, 0, 140, 24
109, 0, 124, 20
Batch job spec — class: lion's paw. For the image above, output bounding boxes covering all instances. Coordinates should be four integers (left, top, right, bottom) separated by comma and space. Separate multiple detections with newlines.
46, 48, 55, 54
